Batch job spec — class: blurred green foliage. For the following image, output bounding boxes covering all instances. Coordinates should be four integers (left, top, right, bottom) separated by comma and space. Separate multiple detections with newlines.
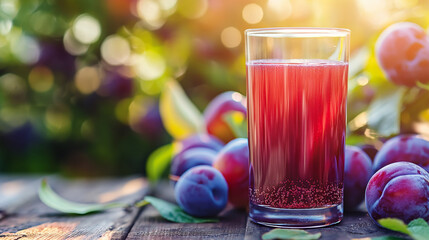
0, 0, 429, 175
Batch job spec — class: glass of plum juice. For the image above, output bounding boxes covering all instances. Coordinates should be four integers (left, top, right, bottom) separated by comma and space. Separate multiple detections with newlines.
245, 28, 350, 228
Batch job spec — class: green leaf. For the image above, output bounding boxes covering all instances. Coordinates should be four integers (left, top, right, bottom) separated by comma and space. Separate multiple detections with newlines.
262, 229, 321, 240
38, 179, 126, 215
137, 196, 218, 223
223, 111, 247, 138
367, 87, 405, 137
408, 218, 429, 240
367, 237, 405, 240
146, 144, 174, 182
378, 218, 429, 240
159, 80, 204, 139
378, 218, 410, 235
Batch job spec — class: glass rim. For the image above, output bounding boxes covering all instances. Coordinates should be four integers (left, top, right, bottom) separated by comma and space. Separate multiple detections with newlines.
245, 27, 350, 38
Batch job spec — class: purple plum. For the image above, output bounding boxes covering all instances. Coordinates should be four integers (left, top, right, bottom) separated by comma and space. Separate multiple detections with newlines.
174, 134, 224, 154
213, 138, 249, 208
175, 166, 228, 217
373, 135, 429, 173
358, 144, 378, 162
170, 147, 217, 181
344, 146, 372, 210
366, 162, 429, 223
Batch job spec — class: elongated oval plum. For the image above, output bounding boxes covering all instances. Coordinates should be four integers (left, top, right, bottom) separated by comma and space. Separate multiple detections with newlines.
366, 162, 429, 223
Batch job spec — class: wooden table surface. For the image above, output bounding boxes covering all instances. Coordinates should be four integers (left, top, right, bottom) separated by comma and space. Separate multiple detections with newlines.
0, 176, 408, 240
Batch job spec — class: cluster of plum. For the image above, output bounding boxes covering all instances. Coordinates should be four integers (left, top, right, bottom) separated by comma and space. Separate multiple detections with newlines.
345, 135, 429, 224
345, 21, 429, 224
169, 92, 249, 217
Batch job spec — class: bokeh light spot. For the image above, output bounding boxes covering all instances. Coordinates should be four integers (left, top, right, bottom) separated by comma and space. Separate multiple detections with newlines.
137, 0, 165, 29
0, 73, 26, 95
242, 3, 263, 24
0, 19, 12, 35
72, 14, 101, 44
356, 76, 369, 86
115, 98, 132, 124
45, 106, 71, 137
64, 29, 89, 56
177, 0, 208, 19
128, 95, 147, 132
101, 35, 131, 66
11, 35, 40, 64
74, 67, 101, 94
28, 66, 54, 92
221, 27, 242, 48
266, 0, 292, 21
132, 52, 166, 81
159, 0, 177, 11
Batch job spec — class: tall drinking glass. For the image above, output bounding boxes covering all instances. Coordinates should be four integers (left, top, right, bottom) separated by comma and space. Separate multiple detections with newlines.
245, 28, 350, 228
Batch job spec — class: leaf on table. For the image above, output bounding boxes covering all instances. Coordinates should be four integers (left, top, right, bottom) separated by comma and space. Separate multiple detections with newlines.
378, 218, 410, 235
262, 229, 321, 240
367, 87, 405, 137
159, 79, 204, 140
407, 218, 429, 240
223, 111, 247, 138
378, 218, 429, 240
146, 144, 173, 182
367, 236, 406, 240
39, 179, 126, 215
137, 196, 218, 223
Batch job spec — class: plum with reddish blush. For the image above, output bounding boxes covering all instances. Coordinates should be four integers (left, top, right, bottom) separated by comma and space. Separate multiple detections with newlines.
373, 135, 429, 173
213, 138, 249, 208
170, 147, 217, 182
175, 166, 228, 217
203, 92, 246, 143
344, 146, 372, 210
175, 134, 224, 155
376, 22, 429, 87
365, 162, 429, 223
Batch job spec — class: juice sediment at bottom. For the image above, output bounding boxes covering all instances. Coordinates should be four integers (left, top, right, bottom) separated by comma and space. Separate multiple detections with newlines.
246, 59, 348, 209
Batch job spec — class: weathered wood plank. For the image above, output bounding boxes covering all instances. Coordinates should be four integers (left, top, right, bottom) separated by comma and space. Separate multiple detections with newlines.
126, 182, 248, 240
244, 211, 410, 240
0, 176, 149, 240
0, 175, 43, 220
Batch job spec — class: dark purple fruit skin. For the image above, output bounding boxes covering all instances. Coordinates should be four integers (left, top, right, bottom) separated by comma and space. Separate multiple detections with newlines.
358, 144, 378, 162
344, 146, 372, 210
175, 166, 228, 217
366, 162, 429, 224
373, 135, 429, 173
175, 134, 224, 154
170, 147, 217, 178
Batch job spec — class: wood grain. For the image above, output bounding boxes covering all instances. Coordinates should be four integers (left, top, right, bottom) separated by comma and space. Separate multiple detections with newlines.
126, 182, 248, 240
0, 177, 413, 240
0, 176, 148, 240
